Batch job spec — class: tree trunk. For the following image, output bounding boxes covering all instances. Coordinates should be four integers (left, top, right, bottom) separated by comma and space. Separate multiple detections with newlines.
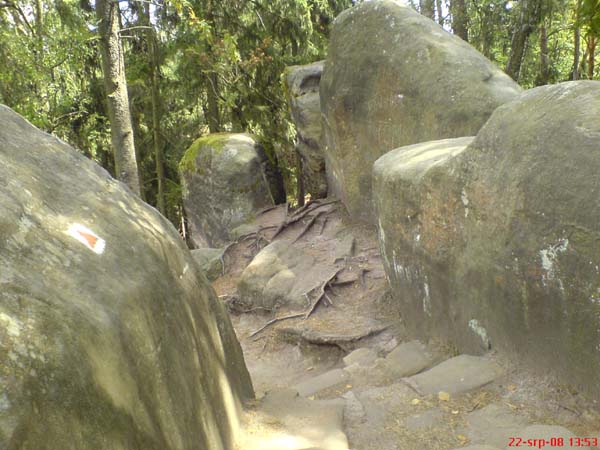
588, 35, 596, 79
435, 0, 444, 26
143, 6, 166, 214
295, 150, 305, 207
573, 28, 581, 79
505, 0, 540, 82
34, 0, 43, 37
573, 0, 581, 80
96, 0, 141, 194
536, 23, 550, 85
205, 0, 221, 133
206, 72, 221, 133
450, 0, 468, 41
420, 0, 435, 20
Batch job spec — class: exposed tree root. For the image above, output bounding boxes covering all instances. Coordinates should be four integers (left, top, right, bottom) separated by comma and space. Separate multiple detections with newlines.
249, 312, 305, 338
249, 267, 344, 337
271, 198, 339, 241
304, 268, 344, 319
292, 210, 326, 243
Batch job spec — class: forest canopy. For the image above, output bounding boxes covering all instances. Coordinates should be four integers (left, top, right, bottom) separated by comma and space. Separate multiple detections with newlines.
0, 0, 597, 230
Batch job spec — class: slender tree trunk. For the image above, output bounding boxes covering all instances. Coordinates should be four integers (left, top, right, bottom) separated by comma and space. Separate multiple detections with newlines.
573, 29, 581, 79
96, 0, 140, 195
450, 0, 469, 41
206, 72, 221, 133
143, 6, 166, 214
34, 0, 43, 37
536, 23, 550, 85
205, 0, 221, 133
295, 150, 305, 207
420, 0, 435, 20
588, 35, 596, 79
573, 0, 581, 80
435, 0, 444, 26
505, 0, 540, 82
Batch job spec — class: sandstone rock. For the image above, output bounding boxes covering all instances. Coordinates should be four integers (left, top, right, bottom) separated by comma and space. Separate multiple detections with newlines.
463, 403, 528, 448
343, 347, 377, 367
383, 340, 434, 377
238, 240, 338, 310
373, 137, 474, 343
406, 355, 502, 395
179, 133, 283, 248
374, 81, 600, 397
0, 105, 253, 450
285, 61, 328, 198
191, 247, 224, 281
321, 0, 521, 220
294, 368, 348, 397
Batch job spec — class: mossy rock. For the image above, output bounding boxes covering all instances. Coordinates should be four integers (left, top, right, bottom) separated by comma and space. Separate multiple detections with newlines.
179, 133, 284, 248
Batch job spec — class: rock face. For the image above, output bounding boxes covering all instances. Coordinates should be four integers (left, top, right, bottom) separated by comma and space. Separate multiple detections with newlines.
285, 61, 328, 198
0, 105, 253, 450
321, 0, 521, 220
373, 81, 600, 396
179, 133, 284, 248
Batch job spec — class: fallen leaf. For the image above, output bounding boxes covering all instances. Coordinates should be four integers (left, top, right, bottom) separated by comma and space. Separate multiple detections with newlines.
438, 391, 450, 401
456, 434, 468, 442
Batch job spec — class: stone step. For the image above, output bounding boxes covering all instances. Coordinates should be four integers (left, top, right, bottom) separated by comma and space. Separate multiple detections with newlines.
383, 340, 435, 377
405, 354, 502, 395
294, 368, 349, 397
460, 403, 528, 448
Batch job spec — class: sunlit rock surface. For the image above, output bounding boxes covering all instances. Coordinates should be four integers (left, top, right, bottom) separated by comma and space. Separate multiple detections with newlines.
373, 82, 600, 396
0, 105, 253, 450
321, 0, 521, 220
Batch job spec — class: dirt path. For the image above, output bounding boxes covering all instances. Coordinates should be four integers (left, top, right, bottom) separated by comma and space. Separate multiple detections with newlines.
212, 202, 600, 450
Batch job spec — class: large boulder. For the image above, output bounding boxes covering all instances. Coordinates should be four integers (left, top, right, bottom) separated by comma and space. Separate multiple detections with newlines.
179, 133, 284, 248
0, 105, 253, 450
321, 0, 522, 221
285, 61, 328, 198
373, 81, 600, 396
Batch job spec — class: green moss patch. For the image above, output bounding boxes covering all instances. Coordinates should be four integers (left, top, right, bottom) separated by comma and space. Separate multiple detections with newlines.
179, 133, 233, 174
